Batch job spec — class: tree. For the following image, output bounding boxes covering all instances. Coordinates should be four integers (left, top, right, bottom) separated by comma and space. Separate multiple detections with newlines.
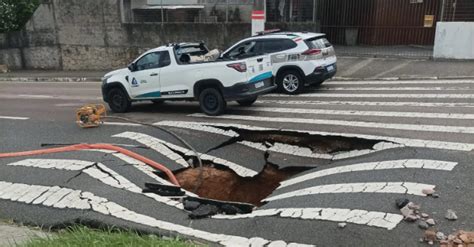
0, 0, 39, 33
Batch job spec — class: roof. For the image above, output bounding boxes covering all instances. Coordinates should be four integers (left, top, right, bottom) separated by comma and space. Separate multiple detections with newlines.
253, 32, 325, 40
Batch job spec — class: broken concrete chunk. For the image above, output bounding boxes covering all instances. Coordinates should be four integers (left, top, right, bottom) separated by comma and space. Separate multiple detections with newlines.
436, 232, 446, 241
445, 209, 458, 221
404, 215, 418, 222
400, 205, 414, 217
424, 230, 437, 242
395, 198, 410, 209
220, 204, 243, 215
189, 204, 219, 219
338, 223, 347, 228
407, 202, 421, 210
432, 193, 440, 198
421, 213, 429, 218
422, 188, 435, 195
183, 200, 201, 211
418, 221, 429, 230
426, 218, 436, 226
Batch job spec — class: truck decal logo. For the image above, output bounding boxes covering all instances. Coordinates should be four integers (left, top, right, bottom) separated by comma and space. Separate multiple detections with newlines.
131, 78, 139, 87
249, 71, 272, 84
162, 90, 188, 95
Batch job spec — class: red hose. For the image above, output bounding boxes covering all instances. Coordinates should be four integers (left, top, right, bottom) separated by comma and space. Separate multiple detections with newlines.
0, 143, 180, 186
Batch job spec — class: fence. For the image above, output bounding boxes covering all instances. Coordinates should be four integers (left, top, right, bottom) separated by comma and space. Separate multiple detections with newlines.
127, 0, 473, 58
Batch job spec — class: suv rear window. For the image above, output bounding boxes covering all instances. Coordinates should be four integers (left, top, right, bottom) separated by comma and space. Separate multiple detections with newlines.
262, 39, 297, 53
305, 36, 332, 49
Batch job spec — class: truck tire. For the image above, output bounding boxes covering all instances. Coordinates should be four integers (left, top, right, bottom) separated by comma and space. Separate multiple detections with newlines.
199, 88, 226, 116
107, 88, 131, 113
277, 70, 304, 94
237, 96, 257, 106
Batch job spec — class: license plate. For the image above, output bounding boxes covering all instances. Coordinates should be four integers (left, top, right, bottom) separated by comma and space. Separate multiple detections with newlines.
255, 81, 264, 88
327, 65, 334, 72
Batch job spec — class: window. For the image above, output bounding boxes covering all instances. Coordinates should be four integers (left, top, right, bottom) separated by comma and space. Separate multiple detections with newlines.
225, 41, 260, 58
136, 52, 161, 71
160, 51, 171, 67
261, 39, 297, 53
305, 37, 332, 49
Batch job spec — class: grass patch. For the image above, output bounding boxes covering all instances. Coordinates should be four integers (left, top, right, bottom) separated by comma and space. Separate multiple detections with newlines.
23, 226, 200, 247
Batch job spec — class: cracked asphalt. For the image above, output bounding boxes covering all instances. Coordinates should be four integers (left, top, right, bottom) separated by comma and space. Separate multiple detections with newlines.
0, 80, 473, 246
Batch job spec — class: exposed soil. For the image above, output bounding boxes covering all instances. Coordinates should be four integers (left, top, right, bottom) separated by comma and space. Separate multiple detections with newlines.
175, 164, 307, 206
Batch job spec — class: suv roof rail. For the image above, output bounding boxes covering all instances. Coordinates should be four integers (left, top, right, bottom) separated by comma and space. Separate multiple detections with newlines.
254, 29, 281, 36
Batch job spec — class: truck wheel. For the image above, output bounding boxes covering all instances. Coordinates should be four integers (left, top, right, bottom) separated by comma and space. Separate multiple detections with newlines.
107, 88, 131, 113
277, 70, 304, 94
237, 96, 257, 106
199, 88, 226, 116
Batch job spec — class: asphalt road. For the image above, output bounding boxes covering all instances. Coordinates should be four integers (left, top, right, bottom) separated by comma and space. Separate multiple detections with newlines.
0, 79, 473, 246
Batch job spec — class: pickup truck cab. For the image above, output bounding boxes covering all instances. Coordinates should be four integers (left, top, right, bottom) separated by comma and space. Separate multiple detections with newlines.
102, 42, 275, 115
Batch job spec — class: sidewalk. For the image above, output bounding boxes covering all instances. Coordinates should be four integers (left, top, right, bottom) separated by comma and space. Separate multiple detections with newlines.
0, 222, 50, 246
0, 57, 473, 82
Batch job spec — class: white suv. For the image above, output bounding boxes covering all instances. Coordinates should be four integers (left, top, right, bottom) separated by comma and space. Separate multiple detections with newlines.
221, 31, 337, 94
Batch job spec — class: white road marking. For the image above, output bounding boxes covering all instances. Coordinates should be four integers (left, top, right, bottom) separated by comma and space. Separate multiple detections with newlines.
278, 159, 457, 189
190, 113, 474, 134
213, 207, 403, 230
0, 181, 310, 246
155, 121, 474, 151
5, 159, 183, 209
0, 116, 29, 120
241, 107, 474, 120
265, 93, 474, 99
327, 80, 474, 85
114, 132, 259, 177
256, 99, 474, 108
17, 94, 53, 98
239, 141, 402, 161
264, 182, 435, 202
102, 122, 143, 127
317, 86, 472, 91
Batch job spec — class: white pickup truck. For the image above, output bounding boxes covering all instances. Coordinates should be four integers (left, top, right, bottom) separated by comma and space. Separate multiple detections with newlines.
101, 42, 275, 115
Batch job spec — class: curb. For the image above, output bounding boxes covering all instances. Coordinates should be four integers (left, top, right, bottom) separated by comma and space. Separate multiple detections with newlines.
0, 77, 102, 82
331, 76, 474, 82
1, 76, 473, 83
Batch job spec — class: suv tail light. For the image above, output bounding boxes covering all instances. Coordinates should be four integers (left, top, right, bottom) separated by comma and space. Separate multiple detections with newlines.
302, 49, 322, 55
227, 62, 247, 72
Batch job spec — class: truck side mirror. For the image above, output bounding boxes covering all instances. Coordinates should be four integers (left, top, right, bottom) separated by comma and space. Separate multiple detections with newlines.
128, 63, 136, 72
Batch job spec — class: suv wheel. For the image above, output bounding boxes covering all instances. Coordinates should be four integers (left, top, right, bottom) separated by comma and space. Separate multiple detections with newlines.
199, 88, 226, 116
107, 88, 131, 113
237, 96, 257, 106
277, 70, 304, 94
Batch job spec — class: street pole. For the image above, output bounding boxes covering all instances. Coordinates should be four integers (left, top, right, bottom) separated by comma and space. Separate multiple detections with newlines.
161, 0, 164, 23
440, 0, 446, 22
251, 0, 265, 35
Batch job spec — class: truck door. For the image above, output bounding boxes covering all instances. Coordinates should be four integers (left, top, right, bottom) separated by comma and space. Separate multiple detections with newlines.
129, 51, 165, 99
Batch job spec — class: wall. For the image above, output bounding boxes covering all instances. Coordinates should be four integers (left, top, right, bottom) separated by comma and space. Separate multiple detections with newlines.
0, 0, 320, 70
433, 22, 474, 60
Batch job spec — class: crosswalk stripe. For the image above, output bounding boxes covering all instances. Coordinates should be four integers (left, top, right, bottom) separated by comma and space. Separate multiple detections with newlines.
316, 86, 472, 91
256, 100, 474, 108
114, 132, 259, 177
0, 115, 29, 120
213, 207, 403, 230
278, 159, 457, 189
241, 107, 474, 120
264, 182, 435, 202
0, 181, 308, 246
327, 80, 474, 85
5, 159, 184, 209
156, 120, 474, 151
265, 93, 474, 99
190, 113, 474, 134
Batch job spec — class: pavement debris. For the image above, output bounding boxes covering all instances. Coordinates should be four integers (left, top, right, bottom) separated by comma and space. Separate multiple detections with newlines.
421, 213, 429, 218
426, 218, 436, 226
407, 202, 421, 210
395, 198, 410, 209
422, 188, 436, 196
338, 223, 347, 229
188, 204, 220, 219
183, 200, 201, 211
445, 209, 458, 221
436, 232, 446, 241
418, 221, 429, 230
439, 230, 474, 247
